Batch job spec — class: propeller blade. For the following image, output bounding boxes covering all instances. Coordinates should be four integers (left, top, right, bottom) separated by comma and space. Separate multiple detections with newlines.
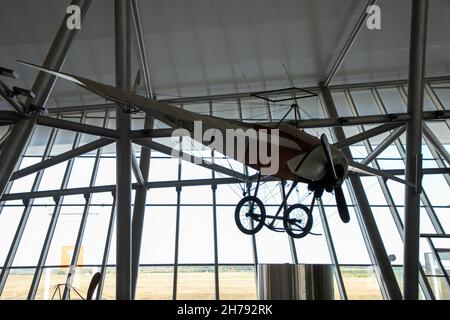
335, 185, 350, 223
320, 134, 338, 180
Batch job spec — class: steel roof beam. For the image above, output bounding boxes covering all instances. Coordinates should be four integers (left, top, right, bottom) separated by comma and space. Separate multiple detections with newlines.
10, 137, 114, 181
323, 0, 378, 87
36, 115, 119, 139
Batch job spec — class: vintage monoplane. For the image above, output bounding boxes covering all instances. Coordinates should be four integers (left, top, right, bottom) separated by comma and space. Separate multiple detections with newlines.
16, 61, 412, 238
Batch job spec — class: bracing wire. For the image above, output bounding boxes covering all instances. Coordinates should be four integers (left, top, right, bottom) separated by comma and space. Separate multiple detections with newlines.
249, 0, 295, 88
209, 0, 253, 94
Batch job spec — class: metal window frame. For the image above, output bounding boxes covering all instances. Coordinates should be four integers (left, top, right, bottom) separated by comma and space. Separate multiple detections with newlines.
320, 86, 402, 300
0, 121, 59, 295
27, 113, 87, 300
1, 0, 450, 301
347, 88, 435, 299
62, 112, 110, 299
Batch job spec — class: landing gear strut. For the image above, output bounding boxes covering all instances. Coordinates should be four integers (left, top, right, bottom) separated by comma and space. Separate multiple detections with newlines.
235, 175, 313, 238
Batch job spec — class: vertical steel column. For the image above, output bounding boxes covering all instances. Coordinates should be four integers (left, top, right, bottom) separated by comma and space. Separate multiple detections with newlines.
130, 116, 152, 299
115, 0, 132, 300
212, 174, 220, 300
96, 195, 117, 300
397, 86, 446, 233
403, 0, 428, 300
172, 153, 183, 300
130, 0, 154, 299
320, 86, 402, 300
209, 102, 220, 300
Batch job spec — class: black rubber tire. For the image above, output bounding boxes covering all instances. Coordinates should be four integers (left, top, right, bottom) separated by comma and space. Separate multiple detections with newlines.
235, 196, 266, 235
283, 203, 313, 238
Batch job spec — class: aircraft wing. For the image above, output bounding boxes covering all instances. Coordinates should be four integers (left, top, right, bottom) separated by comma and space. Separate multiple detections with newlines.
17, 60, 242, 133
348, 160, 414, 187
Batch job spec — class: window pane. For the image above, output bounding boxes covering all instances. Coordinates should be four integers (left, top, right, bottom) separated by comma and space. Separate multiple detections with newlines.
212, 101, 239, 119
217, 207, 254, 264
0, 207, 24, 265
140, 207, 176, 264
13, 206, 53, 266
372, 207, 404, 264
50, 130, 77, 156
70, 266, 102, 300
181, 186, 212, 204
148, 158, 179, 182
67, 157, 95, 188
341, 266, 382, 300
37, 161, 67, 191
136, 266, 173, 300
176, 266, 214, 300
79, 205, 112, 265
25, 126, 52, 156
327, 207, 371, 264
178, 207, 214, 264
45, 206, 84, 266
295, 209, 331, 264
219, 266, 257, 300
95, 158, 116, 186
100, 267, 116, 300
1, 268, 35, 300
255, 203, 293, 263
349, 90, 380, 116
9, 158, 40, 193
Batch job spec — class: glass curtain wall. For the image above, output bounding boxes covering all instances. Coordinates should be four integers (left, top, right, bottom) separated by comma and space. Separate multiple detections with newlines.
0, 81, 449, 300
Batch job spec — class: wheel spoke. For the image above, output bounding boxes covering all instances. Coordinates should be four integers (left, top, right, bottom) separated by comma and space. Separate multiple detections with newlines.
237, 197, 264, 233
284, 204, 312, 238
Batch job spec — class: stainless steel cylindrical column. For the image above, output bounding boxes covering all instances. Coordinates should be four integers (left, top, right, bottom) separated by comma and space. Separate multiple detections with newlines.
257, 264, 334, 300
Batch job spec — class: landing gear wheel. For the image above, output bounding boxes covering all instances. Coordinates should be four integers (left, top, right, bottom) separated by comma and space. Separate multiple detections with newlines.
283, 203, 312, 238
235, 196, 266, 235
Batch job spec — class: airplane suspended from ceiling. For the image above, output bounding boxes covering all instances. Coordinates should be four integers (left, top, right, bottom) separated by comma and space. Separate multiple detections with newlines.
15, 60, 413, 239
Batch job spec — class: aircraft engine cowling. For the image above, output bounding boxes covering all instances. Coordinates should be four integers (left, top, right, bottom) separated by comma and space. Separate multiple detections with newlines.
286, 145, 348, 184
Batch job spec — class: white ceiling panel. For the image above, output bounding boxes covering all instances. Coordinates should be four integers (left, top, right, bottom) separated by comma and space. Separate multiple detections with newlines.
0, 0, 448, 109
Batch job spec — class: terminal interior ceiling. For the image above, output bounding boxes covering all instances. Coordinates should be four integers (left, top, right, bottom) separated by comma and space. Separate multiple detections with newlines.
0, 0, 449, 300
